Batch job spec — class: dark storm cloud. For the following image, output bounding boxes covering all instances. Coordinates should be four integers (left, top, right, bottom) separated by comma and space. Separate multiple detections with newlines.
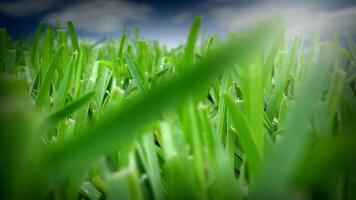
1, 0, 356, 19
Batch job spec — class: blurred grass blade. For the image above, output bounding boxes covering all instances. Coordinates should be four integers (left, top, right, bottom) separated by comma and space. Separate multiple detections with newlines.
326, 66, 346, 123
31, 22, 43, 71
252, 45, 334, 199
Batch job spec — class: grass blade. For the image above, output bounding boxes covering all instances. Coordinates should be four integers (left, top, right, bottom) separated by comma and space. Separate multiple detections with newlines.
44, 91, 95, 128
67, 21, 80, 52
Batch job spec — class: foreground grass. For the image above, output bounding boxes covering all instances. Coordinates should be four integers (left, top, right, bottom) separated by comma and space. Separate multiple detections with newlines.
0, 17, 356, 200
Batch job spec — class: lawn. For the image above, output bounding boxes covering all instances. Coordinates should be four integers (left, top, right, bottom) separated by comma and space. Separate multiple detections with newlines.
0, 16, 356, 200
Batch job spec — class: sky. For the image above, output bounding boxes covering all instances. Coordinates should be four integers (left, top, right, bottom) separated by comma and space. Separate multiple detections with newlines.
0, 0, 355, 46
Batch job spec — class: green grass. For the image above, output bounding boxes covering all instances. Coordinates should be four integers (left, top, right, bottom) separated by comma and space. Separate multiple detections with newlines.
0, 17, 356, 200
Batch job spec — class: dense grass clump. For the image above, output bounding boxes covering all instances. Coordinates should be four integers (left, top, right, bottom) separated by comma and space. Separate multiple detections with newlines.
0, 17, 356, 200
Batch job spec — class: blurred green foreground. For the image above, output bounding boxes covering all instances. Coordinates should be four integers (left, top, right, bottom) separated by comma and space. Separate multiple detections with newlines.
0, 17, 356, 200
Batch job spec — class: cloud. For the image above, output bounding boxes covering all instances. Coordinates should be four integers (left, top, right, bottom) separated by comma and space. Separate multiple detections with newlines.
44, 0, 153, 33
211, 4, 356, 37
0, 0, 58, 17
172, 12, 193, 24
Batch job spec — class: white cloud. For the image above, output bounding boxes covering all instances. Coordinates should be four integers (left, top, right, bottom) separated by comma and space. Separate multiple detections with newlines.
44, 0, 152, 33
0, 0, 58, 17
212, 4, 356, 37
